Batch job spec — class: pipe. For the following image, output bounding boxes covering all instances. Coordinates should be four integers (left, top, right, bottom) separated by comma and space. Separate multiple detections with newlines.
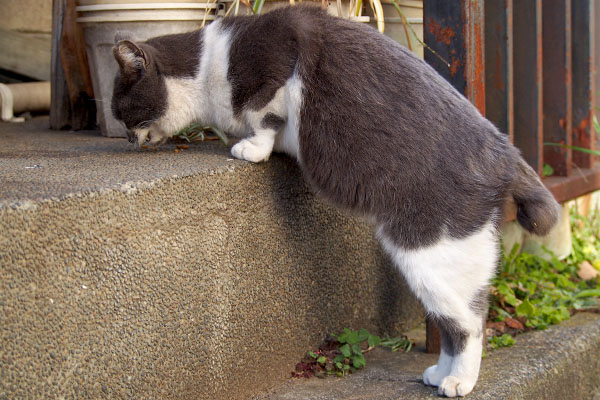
0, 81, 51, 122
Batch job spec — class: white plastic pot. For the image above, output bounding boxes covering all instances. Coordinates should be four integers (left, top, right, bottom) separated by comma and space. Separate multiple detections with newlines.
76, 2, 220, 137
0, 82, 51, 122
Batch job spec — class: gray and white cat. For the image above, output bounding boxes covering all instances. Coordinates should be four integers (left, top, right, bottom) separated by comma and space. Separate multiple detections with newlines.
111, 5, 559, 397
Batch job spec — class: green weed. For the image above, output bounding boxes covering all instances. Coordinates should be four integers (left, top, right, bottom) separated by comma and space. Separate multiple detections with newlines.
488, 205, 600, 353
175, 124, 229, 145
293, 328, 412, 378
488, 333, 515, 350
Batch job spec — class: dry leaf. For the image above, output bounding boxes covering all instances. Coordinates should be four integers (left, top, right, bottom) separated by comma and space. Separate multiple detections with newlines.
486, 321, 506, 334
505, 316, 525, 331
578, 261, 599, 280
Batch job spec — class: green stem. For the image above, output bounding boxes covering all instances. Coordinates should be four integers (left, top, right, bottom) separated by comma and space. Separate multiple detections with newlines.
252, 0, 265, 15
544, 142, 600, 156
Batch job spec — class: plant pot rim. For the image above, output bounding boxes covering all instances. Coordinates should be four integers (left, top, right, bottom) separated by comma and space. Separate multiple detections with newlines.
76, 2, 218, 11
76, 3, 219, 23
77, 0, 206, 4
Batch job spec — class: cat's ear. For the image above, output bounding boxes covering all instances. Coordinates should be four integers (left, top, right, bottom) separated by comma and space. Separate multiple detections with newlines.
113, 39, 147, 73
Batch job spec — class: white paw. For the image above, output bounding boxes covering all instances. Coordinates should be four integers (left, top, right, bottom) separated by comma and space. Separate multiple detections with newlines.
423, 364, 447, 387
231, 139, 271, 163
438, 375, 476, 397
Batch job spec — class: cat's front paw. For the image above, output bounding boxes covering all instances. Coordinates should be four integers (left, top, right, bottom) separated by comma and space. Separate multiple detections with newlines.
423, 364, 447, 387
231, 139, 272, 163
438, 375, 476, 397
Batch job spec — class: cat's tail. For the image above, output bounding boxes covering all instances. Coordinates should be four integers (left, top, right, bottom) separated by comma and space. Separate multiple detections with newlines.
510, 154, 560, 236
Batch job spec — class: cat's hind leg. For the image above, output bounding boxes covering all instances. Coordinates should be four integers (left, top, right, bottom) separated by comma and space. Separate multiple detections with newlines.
378, 220, 497, 398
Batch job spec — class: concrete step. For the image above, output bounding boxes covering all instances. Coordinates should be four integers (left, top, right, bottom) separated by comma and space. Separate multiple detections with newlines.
0, 117, 423, 399
255, 312, 600, 400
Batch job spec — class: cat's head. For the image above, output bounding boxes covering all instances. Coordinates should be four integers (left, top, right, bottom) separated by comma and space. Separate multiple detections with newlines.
111, 37, 174, 146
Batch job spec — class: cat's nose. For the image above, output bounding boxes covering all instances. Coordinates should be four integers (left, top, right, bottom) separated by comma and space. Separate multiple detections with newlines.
126, 129, 136, 144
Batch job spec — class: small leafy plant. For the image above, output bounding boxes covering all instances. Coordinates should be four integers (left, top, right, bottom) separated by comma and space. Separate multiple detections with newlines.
175, 123, 229, 145
569, 208, 600, 273
293, 328, 412, 378
486, 205, 600, 352
542, 163, 554, 177
488, 333, 515, 350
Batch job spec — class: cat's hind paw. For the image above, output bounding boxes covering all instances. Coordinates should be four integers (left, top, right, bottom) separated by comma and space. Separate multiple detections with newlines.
231, 139, 272, 163
438, 375, 476, 398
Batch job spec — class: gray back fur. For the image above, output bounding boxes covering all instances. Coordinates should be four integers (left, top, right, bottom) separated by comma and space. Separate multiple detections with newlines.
111, 6, 559, 249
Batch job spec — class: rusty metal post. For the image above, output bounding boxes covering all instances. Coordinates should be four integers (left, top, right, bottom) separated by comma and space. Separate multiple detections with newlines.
423, 0, 485, 114
464, 0, 486, 114
423, 0, 485, 354
571, 0, 596, 169
513, 0, 544, 174
425, 317, 441, 354
542, 0, 572, 177
484, 0, 513, 140
595, 1, 600, 155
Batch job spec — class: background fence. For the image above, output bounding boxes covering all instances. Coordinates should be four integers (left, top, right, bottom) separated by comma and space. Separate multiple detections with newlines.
423, 0, 599, 204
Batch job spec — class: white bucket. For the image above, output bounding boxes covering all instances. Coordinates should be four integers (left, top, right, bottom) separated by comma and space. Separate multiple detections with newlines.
76, 2, 220, 23
76, 2, 220, 137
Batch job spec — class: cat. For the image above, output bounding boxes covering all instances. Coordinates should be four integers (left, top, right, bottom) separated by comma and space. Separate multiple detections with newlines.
111, 5, 559, 397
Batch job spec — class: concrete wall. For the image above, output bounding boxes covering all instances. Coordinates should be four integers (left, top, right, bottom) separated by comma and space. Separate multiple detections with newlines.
0, 149, 423, 399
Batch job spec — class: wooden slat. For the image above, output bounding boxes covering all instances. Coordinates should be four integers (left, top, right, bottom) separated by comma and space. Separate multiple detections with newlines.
51, 0, 97, 130
542, 0, 572, 177
513, 0, 544, 174
544, 165, 600, 203
50, 0, 71, 130
60, 0, 96, 130
571, 0, 595, 169
0, 29, 51, 81
485, 0, 513, 139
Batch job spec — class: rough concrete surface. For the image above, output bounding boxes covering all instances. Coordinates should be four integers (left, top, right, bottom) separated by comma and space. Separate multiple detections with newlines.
257, 312, 600, 400
0, 118, 423, 399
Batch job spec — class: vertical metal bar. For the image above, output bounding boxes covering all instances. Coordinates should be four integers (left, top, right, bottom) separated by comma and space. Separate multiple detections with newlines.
590, 1, 600, 157
464, 0, 486, 114
50, 0, 70, 130
542, 0, 572, 177
513, 0, 544, 174
485, 0, 513, 140
571, 0, 596, 169
423, 0, 485, 354
423, 0, 485, 114
424, 1, 467, 93
425, 318, 441, 354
